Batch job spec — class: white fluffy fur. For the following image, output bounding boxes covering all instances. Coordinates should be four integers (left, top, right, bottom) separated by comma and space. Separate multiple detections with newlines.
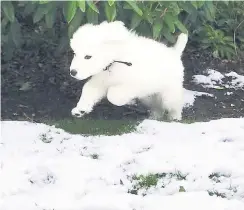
69, 21, 188, 120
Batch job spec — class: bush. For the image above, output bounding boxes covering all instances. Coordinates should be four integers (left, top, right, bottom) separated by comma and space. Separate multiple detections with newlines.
1, 1, 244, 61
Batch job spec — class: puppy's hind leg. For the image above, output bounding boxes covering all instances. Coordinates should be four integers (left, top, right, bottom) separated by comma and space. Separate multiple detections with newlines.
72, 77, 108, 117
160, 86, 184, 121
140, 94, 165, 120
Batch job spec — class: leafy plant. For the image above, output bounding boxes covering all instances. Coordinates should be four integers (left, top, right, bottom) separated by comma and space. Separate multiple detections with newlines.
214, 1, 244, 56
132, 174, 159, 189
189, 1, 244, 59
198, 24, 236, 59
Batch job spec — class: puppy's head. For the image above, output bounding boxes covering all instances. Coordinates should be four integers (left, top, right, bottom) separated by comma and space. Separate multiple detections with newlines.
69, 21, 131, 80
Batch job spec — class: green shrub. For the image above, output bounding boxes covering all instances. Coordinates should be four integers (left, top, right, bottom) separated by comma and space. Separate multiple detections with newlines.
189, 1, 244, 59
1, 1, 244, 61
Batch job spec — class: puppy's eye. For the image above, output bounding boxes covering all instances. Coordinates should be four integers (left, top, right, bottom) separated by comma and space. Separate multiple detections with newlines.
84, 55, 92, 59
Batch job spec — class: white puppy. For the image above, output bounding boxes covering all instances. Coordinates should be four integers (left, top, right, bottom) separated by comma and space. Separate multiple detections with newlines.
69, 21, 188, 120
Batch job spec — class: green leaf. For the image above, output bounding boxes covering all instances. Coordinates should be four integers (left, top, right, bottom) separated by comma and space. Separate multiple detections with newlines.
123, 4, 132, 10
197, 1, 205, 8
130, 13, 143, 29
205, 1, 215, 18
201, 38, 211, 44
86, 7, 98, 24
143, 11, 153, 25
125, 1, 143, 16
169, 2, 180, 16
2, 1, 15, 22
174, 19, 188, 34
108, 0, 115, 6
164, 14, 175, 33
223, 36, 233, 42
191, 1, 198, 9
77, 1, 86, 12
45, 9, 56, 28
203, 4, 214, 21
10, 21, 22, 47
1, 17, 9, 30
63, 1, 78, 23
68, 9, 83, 38
224, 46, 235, 55
33, 5, 49, 23
86, 0, 99, 13
223, 1, 229, 6
152, 21, 163, 39
179, 186, 186, 192
162, 26, 176, 43
104, 2, 116, 22
23, 2, 37, 16
179, 2, 196, 14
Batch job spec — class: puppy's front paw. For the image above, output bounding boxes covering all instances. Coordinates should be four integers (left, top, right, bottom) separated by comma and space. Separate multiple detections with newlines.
71, 107, 86, 118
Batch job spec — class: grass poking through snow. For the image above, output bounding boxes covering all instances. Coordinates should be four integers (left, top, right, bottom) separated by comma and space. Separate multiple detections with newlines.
90, 153, 99, 159
128, 171, 188, 196
44, 119, 141, 136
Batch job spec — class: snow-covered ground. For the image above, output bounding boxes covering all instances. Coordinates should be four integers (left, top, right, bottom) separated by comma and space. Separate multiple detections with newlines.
1, 118, 244, 210
193, 69, 244, 90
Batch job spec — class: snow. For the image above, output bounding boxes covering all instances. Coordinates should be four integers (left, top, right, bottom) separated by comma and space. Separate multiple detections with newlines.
183, 89, 214, 107
225, 72, 244, 89
1, 118, 244, 210
193, 69, 244, 89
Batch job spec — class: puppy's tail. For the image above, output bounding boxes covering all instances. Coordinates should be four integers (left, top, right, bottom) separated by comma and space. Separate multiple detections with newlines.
173, 33, 188, 55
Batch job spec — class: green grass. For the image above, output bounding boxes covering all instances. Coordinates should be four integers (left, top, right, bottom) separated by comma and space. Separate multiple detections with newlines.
128, 172, 188, 195
128, 173, 161, 195
132, 174, 161, 189
44, 119, 141, 136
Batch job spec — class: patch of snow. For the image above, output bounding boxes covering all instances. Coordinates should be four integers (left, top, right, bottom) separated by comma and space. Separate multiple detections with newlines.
193, 69, 224, 89
183, 89, 214, 107
193, 69, 244, 89
1, 119, 244, 210
225, 92, 233, 96
225, 71, 244, 89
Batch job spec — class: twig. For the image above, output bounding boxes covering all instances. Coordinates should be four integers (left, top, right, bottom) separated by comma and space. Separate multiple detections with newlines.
233, 19, 244, 58
23, 112, 37, 124
160, 8, 168, 18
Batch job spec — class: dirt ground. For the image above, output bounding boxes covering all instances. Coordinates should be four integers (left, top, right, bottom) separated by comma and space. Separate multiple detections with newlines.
1, 30, 244, 123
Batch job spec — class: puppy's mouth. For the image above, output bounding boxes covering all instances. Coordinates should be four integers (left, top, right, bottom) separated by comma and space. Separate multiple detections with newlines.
103, 60, 132, 72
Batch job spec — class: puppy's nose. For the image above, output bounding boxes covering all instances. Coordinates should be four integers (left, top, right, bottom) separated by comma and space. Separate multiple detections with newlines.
70, 69, 77, 77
